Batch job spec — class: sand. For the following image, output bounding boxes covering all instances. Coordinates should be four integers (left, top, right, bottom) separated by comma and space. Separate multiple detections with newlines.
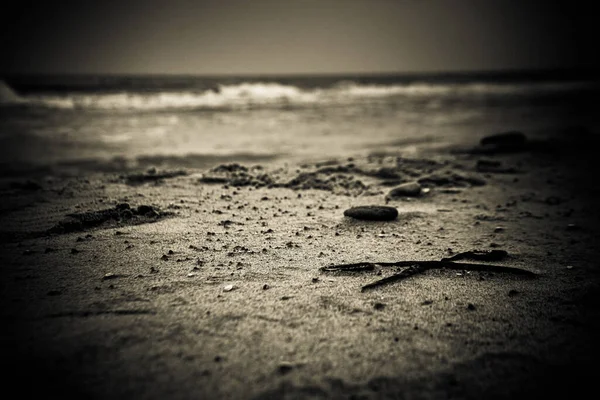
2, 127, 600, 399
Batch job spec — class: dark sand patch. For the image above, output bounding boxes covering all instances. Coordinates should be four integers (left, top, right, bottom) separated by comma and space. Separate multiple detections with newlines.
47, 203, 171, 234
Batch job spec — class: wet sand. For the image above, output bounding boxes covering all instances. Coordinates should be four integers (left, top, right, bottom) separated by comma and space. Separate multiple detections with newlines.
2, 127, 600, 399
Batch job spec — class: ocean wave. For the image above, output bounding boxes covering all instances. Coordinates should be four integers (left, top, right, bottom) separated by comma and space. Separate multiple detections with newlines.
0, 79, 591, 112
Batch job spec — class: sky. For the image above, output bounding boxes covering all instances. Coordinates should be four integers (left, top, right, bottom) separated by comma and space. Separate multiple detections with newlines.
1, 0, 596, 75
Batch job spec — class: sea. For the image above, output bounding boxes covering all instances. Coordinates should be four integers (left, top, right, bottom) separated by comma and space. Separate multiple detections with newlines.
0, 70, 597, 175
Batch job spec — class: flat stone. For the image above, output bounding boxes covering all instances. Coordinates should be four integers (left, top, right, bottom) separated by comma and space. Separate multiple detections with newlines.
387, 182, 422, 198
343, 205, 398, 221
480, 131, 527, 147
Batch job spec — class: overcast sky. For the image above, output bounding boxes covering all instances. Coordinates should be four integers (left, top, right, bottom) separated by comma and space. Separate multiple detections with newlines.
1, 0, 596, 75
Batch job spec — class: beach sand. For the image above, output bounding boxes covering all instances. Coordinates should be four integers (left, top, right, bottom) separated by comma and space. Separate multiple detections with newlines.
2, 126, 600, 399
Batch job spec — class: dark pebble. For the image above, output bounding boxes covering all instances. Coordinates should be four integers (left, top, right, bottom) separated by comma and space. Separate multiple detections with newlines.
344, 205, 398, 221
480, 131, 527, 147
116, 203, 131, 211
120, 209, 133, 219
136, 205, 155, 216
278, 362, 294, 375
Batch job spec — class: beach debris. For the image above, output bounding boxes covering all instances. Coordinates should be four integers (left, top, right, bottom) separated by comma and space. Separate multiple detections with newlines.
441, 249, 508, 262
320, 249, 534, 292
283, 170, 368, 196
343, 205, 398, 221
386, 182, 422, 199
199, 163, 274, 187
321, 263, 375, 273
47, 203, 168, 234
277, 362, 295, 375
102, 273, 121, 281
223, 284, 236, 292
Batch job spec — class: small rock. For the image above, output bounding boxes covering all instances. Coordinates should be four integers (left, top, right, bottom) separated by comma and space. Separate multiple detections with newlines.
387, 182, 422, 198
494, 226, 505, 232
467, 303, 476, 311
277, 362, 294, 375
161, 254, 169, 261
136, 204, 156, 216
120, 209, 133, 220
566, 265, 574, 270
223, 284, 235, 292
480, 131, 527, 147
374, 302, 386, 310
70, 248, 80, 254
102, 273, 119, 280
116, 203, 131, 211
508, 289, 519, 297
262, 284, 270, 290
344, 205, 398, 221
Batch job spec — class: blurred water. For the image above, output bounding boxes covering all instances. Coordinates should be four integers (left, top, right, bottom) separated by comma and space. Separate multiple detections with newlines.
0, 71, 597, 172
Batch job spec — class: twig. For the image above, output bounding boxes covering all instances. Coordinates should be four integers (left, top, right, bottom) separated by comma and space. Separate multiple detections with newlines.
360, 264, 425, 291
320, 252, 536, 291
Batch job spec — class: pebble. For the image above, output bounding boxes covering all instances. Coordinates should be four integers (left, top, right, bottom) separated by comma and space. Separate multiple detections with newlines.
277, 362, 294, 375
223, 284, 235, 292
387, 182, 422, 198
344, 205, 398, 221
480, 131, 527, 147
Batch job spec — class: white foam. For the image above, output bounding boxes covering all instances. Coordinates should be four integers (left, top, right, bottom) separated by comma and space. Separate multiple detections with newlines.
3, 80, 588, 112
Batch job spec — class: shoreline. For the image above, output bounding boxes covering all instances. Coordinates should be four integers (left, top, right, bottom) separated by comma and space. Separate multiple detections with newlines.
2, 128, 600, 399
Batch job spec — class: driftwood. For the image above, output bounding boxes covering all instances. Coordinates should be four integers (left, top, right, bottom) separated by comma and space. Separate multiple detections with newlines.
319, 250, 536, 292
